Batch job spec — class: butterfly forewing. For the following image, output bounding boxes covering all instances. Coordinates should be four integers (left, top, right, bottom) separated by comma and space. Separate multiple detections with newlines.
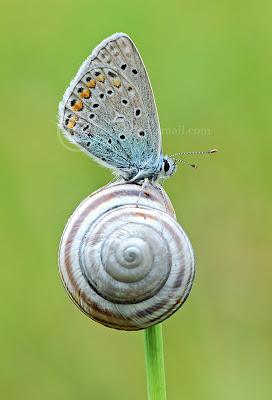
59, 33, 162, 178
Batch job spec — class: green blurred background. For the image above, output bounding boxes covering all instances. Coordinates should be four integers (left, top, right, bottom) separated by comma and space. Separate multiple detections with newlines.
1, 0, 271, 399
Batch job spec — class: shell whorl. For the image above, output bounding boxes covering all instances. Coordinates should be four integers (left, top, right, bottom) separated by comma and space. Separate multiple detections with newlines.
59, 182, 195, 330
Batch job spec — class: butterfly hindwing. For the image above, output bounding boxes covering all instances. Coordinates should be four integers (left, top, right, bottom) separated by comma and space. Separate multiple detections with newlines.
59, 33, 162, 178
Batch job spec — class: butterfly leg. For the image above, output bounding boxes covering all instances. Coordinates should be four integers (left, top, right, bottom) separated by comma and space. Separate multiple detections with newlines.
136, 178, 150, 208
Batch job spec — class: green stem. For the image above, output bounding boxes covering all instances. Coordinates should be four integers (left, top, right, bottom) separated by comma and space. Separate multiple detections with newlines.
144, 323, 167, 400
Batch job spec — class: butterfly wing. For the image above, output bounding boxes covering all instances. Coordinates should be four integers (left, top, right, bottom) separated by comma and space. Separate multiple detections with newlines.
58, 33, 162, 179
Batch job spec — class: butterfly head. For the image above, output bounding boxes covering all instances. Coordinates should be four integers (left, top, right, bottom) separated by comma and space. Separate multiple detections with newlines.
160, 156, 177, 178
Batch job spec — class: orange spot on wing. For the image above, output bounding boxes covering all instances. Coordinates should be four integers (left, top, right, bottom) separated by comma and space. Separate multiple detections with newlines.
80, 89, 91, 99
72, 100, 83, 111
96, 74, 105, 83
86, 79, 96, 88
67, 115, 78, 129
112, 78, 121, 88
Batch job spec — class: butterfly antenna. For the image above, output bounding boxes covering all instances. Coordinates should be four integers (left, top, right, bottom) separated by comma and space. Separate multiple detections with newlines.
172, 149, 217, 169
171, 149, 218, 157
174, 159, 198, 169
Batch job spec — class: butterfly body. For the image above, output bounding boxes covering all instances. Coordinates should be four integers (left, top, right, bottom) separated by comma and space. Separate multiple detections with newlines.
59, 33, 176, 183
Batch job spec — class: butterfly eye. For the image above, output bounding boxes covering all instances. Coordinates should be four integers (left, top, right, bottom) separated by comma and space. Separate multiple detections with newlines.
89, 113, 95, 119
163, 160, 170, 173
139, 131, 145, 137
122, 99, 128, 105
107, 90, 113, 95
120, 134, 126, 140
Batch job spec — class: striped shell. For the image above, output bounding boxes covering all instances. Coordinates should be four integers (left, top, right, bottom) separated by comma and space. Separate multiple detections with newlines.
59, 182, 195, 330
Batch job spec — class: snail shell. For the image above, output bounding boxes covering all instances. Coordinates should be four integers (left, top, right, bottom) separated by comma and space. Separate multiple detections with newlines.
59, 181, 195, 330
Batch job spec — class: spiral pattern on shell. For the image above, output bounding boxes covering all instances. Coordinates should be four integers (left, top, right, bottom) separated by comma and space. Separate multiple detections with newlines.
59, 182, 195, 330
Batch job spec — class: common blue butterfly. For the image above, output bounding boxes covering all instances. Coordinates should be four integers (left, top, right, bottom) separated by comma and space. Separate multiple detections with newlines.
59, 33, 216, 182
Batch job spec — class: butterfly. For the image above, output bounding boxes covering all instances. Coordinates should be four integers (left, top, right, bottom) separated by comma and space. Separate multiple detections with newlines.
58, 33, 216, 182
